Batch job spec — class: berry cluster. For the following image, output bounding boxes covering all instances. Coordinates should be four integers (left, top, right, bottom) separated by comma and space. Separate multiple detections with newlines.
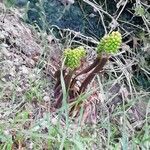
97, 31, 122, 54
64, 47, 86, 69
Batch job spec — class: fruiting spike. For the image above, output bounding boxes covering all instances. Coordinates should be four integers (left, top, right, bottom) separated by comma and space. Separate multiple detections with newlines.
64, 47, 86, 69
97, 31, 122, 54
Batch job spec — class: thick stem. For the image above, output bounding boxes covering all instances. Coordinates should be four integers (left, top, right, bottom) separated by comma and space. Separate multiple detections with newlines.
54, 69, 74, 108
65, 70, 74, 90
54, 94, 63, 108
70, 57, 100, 89
54, 69, 66, 90
75, 57, 100, 77
79, 56, 108, 94
54, 69, 73, 98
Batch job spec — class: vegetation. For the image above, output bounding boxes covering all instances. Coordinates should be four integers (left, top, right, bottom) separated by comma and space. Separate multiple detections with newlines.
0, 0, 150, 149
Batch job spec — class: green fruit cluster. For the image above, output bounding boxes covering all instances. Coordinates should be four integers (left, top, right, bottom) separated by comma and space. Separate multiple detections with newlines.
97, 31, 122, 54
64, 47, 86, 69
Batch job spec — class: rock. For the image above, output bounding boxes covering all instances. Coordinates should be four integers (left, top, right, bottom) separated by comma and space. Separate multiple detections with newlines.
0, 43, 9, 48
0, 33, 5, 40
43, 96, 50, 102
59, 0, 75, 5
15, 0, 28, 7
25, 57, 35, 68
20, 65, 30, 74
27, 0, 105, 38
1, 47, 11, 57
0, 5, 41, 59
16, 86, 22, 93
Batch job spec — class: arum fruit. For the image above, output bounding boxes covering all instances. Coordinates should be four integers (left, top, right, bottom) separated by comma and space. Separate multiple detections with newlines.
54, 31, 122, 109
64, 47, 86, 69
79, 31, 122, 93
63, 46, 86, 90
97, 31, 122, 54
54, 47, 86, 108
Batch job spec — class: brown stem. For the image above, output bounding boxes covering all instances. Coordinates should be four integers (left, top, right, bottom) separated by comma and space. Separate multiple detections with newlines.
75, 57, 100, 77
54, 69, 74, 108
70, 57, 100, 89
54, 69, 66, 90
65, 70, 74, 90
54, 84, 61, 98
79, 56, 108, 94
54, 94, 63, 108
54, 69, 73, 98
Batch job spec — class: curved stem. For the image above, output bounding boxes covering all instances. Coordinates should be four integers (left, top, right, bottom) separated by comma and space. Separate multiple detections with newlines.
70, 57, 101, 89
54, 69, 75, 108
75, 57, 100, 77
54, 94, 63, 108
79, 56, 108, 94
65, 70, 74, 90
54, 69, 73, 97
54, 69, 66, 90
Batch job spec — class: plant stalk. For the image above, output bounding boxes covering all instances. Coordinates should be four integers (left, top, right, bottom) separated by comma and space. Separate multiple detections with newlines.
54, 69, 74, 108
79, 56, 108, 94
70, 57, 101, 89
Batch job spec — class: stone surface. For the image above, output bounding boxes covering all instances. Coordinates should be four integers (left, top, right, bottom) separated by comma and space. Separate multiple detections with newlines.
26, 0, 105, 38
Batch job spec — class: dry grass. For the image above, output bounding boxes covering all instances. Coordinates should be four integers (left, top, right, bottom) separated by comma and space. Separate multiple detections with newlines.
0, 1, 150, 149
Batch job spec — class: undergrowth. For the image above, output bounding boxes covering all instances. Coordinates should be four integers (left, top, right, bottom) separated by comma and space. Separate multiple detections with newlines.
0, 0, 150, 149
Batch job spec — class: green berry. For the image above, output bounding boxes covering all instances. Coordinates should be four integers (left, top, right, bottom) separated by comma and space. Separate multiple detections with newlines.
63, 47, 86, 69
97, 31, 122, 54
